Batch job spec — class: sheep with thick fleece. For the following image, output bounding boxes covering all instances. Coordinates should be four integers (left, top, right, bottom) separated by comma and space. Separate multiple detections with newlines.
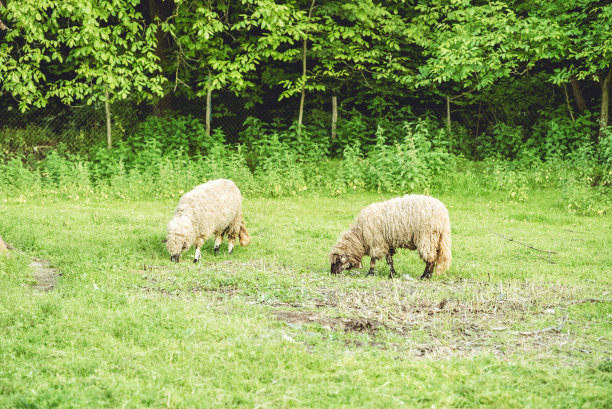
330, 194, 451, 279
165, 179, 250, 262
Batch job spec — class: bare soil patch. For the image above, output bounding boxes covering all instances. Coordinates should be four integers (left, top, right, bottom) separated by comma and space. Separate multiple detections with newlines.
272, 309, 382, 334
30, 258, 59, 292
1, 238, 59, 292
132, 261, 610, 359
266, 279, 610, 359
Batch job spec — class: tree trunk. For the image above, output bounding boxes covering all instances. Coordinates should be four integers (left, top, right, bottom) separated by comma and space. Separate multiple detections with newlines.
297, 0, 316, 134
570, 76, 587, 114
446, 95, 452, 152
105, 85, 112, 149
599, 68, 612, 142
0, 0, 9, 30
563, 83, 575, 122
206, 73, 212, 137
331, 95, 338, 141
298, 89, 305, 134
475, 102, 482, 138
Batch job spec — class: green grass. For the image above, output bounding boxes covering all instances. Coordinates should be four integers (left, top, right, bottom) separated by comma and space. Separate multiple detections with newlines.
0, 187, 611, 408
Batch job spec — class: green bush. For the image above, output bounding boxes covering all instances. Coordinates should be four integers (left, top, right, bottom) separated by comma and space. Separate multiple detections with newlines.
0, 156, 41, 191
0, 116, 609, 216
364, 121, 451, 193
127, 115, 224, 158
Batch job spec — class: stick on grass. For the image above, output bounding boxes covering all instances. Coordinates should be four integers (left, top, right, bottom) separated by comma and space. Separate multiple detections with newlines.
490, 232, 558, 254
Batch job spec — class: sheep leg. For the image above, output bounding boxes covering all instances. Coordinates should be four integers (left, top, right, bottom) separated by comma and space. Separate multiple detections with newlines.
419, 262, 435, 280
227, 238, 235, 254
193, 238, 205, 263
367, 258, 377, 276
386, 251, 396, 279
214, 235, 223, 254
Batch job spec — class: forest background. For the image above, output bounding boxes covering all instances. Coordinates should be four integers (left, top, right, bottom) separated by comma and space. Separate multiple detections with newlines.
0, 0, 611, 210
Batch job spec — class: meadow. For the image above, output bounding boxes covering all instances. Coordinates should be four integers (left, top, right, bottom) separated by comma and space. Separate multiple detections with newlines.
0, 172, 610, 408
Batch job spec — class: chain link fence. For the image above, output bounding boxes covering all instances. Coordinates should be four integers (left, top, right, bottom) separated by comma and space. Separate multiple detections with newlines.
0, 90, 506, 159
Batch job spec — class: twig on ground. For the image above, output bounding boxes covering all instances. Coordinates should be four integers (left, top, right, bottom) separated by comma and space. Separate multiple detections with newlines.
564, 298, 611, 306
514, 314, 568, 336
143, 264, 169, 270
534, 254, 556, 264
490, 231, 557, 255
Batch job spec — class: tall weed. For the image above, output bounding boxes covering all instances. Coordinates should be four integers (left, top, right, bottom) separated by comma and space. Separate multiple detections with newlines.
365, 121, 451, 193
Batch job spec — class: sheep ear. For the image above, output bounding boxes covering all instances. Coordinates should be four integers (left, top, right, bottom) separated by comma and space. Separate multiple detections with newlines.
341, 255, 347, 263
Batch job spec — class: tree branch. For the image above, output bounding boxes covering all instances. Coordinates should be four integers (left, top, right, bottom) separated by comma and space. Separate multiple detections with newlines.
0, 0, 9, 30
514, 314, 568, 336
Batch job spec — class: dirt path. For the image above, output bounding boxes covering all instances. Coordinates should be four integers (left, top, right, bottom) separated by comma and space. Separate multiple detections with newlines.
1, 236, 58, 292
30, 258, 58, 292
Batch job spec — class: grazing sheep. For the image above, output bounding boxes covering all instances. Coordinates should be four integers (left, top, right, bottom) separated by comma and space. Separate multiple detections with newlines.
164, 179, 250, 263
329, 194, 451, 279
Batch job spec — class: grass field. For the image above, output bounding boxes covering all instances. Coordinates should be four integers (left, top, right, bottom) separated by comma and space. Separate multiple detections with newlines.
0, 187, 611, 408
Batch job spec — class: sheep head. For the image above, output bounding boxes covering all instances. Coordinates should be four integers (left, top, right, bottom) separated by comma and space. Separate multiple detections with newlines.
164, 234, 190, 262
330, 252, 363, 275
330, 227, 365, 274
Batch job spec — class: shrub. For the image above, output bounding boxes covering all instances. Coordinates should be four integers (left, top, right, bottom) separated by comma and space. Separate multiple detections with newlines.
127, 115, 224, 157
0, 156, 41, 191
364, 121, 451, 193
335, 143, 367, 193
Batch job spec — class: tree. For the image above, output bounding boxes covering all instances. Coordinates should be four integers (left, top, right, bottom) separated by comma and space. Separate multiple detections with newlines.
1, 0, 165, 112
538, 1, 612, 140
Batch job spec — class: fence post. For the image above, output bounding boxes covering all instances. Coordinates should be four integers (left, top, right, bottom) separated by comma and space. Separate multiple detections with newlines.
331, 95, 338, 141
206, 73, 212, 137
105, 85, 112, 149
446, 95, 452, 153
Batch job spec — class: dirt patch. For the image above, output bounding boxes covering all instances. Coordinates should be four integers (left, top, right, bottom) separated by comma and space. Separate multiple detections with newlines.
30, 258, 59, 292
1, 239, 59, 292
272, 309, 382, 334
264, 279, 611, 359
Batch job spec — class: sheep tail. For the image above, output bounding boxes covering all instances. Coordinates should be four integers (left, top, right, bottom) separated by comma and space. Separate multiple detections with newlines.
238, 216, 251, 247
435, 229, 452, 275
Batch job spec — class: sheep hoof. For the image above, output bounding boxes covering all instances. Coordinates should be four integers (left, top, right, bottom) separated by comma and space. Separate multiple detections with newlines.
214, 247, 219, 254
193, 258, 199, 263
366, 270, 375, 276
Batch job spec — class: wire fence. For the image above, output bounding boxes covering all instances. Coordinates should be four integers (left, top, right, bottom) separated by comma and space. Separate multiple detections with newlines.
0, 90, 502, 159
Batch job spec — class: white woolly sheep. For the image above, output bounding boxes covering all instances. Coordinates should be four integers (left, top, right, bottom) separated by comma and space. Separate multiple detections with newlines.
329, 194, 451, 279
164, 179, 250, 263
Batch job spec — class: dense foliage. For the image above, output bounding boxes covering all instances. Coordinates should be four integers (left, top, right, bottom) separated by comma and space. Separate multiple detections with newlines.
1, 116, 610, 217
0, 0, 611, 214
1, 1, 611, 143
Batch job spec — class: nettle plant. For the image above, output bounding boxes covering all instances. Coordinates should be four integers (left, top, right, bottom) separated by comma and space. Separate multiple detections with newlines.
364, 121, 451, 193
